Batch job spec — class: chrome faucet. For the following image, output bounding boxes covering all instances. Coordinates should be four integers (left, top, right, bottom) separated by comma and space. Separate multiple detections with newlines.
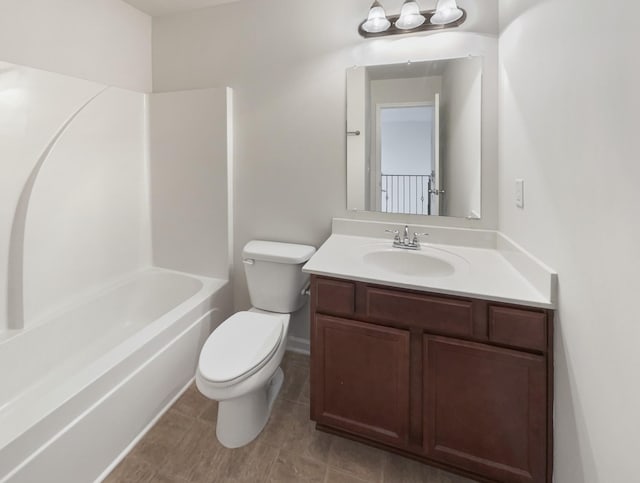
385, 225, 428, 250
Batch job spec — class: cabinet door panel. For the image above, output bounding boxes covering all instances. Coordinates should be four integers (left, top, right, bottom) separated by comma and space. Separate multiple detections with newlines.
312, 315, 410, 447
424, 336, 547, 483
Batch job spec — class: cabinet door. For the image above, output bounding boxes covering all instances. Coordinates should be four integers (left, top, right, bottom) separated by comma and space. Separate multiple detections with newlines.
424, 336, 547, 483
312, 315, 410, 448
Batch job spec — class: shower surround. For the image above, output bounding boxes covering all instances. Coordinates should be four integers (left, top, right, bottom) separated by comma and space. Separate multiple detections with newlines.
0, 61, 233, 482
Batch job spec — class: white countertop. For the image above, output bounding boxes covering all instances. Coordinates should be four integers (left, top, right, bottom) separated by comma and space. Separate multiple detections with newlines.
303, 234, 556, 309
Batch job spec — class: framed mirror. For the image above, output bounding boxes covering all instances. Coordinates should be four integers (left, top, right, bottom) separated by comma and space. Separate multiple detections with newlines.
347, 57, 483, 219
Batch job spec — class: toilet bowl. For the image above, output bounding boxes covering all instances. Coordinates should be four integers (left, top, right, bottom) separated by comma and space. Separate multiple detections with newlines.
196, 309, 290, 448
196, 240, 315, 448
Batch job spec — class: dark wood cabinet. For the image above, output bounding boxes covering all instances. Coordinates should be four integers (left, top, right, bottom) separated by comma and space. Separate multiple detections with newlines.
312, 315, 411, 447
424, 336, 547, 482
310, 275, 554, 483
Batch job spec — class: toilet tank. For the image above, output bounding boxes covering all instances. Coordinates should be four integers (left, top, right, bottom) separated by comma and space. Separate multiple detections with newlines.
242, 240, 316, 313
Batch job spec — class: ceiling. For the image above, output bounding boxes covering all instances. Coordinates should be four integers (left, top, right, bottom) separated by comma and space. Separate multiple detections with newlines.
123, 0, 242, 17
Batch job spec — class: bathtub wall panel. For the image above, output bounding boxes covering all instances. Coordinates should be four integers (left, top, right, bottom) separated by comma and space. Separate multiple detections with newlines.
0, 62, 105, 332
149, 88, 231, 280
22, 87, 151, 326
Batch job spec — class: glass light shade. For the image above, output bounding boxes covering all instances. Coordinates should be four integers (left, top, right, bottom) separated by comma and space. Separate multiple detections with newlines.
395, 0, 426, 30
431, 0, 463, 25
361, 1, 391, 33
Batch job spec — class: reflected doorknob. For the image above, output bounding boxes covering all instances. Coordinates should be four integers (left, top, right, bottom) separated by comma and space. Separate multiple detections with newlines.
429, 189, 445, 196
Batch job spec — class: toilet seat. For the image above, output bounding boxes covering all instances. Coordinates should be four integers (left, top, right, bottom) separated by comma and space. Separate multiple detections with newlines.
199, 311, 284, 386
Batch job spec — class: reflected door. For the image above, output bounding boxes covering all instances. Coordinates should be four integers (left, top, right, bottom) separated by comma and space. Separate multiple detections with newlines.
377, 103, 435, 215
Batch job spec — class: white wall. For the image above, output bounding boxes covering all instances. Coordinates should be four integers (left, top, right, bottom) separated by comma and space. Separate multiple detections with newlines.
149, 88, 232, 280
499, 1, 640, 481
0, 0, 151, 92
371, 76, 442, 106
152, 0, 499, 335
441, 58, 482, 218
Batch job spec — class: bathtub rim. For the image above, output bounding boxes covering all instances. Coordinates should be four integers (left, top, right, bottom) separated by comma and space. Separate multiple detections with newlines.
0, 266, 210, 346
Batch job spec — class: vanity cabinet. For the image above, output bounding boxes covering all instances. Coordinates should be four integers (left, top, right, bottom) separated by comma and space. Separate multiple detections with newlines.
310, 275, 553, 483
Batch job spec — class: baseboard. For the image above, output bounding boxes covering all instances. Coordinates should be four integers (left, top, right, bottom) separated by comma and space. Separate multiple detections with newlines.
286, 336, 310, 355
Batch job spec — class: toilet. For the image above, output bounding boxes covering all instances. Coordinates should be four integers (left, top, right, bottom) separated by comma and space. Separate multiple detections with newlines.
195, 240, 316, 448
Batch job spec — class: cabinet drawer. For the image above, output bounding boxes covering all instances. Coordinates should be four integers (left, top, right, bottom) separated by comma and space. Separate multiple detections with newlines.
314, 278, 355, 317
489, 306, 547, 352
365, 287, 473, 338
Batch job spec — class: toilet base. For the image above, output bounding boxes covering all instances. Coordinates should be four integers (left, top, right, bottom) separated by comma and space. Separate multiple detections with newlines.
216, 367, 284, 448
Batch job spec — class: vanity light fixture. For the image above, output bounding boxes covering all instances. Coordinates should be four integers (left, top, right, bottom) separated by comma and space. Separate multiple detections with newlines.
396, 0, 426, 30
358, 0, 466, 38
361, 1, 392, 34
431, 0, 464, 25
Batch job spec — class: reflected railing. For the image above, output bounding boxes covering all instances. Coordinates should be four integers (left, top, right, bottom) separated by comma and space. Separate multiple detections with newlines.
380, 174, 432, 215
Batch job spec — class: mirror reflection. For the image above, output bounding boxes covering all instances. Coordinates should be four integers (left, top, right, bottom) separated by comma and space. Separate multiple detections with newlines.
347, 57, 483, 219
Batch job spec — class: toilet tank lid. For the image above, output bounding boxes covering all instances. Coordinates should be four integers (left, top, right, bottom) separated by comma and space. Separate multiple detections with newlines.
243, 240, 316, 264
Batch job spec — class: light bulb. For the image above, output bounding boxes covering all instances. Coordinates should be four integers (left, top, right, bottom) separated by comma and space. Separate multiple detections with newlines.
431, 0, 463, 25
395, 0, 426, 30
361, 1, 391, 34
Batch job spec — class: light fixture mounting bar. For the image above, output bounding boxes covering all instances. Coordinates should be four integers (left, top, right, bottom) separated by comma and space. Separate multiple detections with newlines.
358, 8, 466, 38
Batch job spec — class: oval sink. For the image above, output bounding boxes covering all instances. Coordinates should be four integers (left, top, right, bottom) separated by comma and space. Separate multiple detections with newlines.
362, 250, 457, 278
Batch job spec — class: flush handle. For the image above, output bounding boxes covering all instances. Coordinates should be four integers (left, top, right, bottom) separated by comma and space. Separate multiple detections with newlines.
242, 258, 255, 265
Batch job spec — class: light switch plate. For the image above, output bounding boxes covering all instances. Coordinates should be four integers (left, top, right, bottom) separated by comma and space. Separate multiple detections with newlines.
515, 179, 524, 208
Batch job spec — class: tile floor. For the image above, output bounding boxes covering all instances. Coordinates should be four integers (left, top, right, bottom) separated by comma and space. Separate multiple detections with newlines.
105, 352, 477, 483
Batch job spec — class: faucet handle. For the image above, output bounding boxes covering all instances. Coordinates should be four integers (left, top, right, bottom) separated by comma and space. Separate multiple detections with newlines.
412, 232, 429, 245
385, 229, 400, 242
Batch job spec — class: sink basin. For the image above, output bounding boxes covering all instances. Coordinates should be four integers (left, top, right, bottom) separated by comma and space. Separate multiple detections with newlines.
362, 249, 458, 278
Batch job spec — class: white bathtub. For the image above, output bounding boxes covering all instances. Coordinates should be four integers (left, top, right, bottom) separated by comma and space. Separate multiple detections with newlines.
0, 268, 231, 483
